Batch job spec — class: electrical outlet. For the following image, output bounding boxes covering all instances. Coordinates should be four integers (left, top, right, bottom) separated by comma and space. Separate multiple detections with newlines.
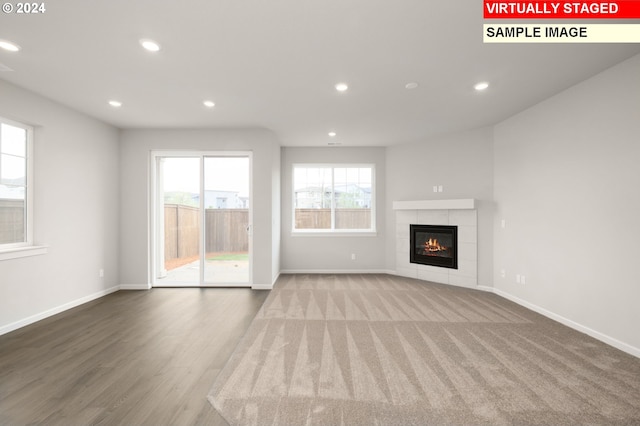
433, 185, 438, 193
516, 274, 521, 284
438, 185, 443, 192
99, 269, 104, 278
501, 219, 506, 229
351, 253, 356, 260
521, 275, 526, 285
500, 269, 506, 278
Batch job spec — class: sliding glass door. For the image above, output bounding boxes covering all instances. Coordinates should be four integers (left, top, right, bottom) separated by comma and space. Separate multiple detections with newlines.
202, 156, 250, 284
152, 152, 251, 287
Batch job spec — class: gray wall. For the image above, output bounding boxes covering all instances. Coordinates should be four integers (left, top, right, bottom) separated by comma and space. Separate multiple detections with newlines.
280, 147, 387, 272
118, 129, 280, 287
0, 80, 120, 332
271, 142, 282, 283
493, 54, 640, 353
385, 128, 495, 287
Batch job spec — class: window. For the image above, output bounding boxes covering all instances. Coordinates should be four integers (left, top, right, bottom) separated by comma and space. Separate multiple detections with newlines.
0, 117, 34, 253
293, 164, 374, 233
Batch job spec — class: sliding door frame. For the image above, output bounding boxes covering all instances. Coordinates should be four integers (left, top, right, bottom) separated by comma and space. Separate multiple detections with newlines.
149, 150, 253, 287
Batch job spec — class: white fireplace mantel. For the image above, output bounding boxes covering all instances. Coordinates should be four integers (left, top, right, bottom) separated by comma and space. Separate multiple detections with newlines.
392, 198, 475, 211
393, 198, 477, 288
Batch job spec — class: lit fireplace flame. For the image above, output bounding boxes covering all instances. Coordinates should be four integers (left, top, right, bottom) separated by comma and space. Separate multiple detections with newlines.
424, 238, 446, 252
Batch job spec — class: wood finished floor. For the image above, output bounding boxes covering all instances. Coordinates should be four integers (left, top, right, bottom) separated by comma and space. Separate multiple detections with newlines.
0, 288, 269, 426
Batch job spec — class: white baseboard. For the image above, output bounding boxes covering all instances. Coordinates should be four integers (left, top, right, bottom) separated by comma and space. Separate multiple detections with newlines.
0, 285, 120, 336
120, 283, 152, 290
483, 286, 640, 359
252, 272, 281, 291
280, 269, 391, 275
251, 284, 273, 290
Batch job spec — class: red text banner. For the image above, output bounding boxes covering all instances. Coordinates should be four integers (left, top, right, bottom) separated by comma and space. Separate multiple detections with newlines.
484, 1, 640, 19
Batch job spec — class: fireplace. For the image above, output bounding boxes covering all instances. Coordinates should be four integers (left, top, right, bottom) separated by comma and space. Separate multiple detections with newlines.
410, 224, 458, 269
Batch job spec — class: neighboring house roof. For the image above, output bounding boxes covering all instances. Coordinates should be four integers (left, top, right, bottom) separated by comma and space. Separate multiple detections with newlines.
334, 184, 371, 195
294, 186, 331, 193
0, 185, 24, 200
193, 189, 245, 208
295, 184, 371, 195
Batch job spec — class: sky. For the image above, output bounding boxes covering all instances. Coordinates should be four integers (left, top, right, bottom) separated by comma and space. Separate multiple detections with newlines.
293, 166, 372, 190
161, 156, 250, 197
1, 124, 27, 193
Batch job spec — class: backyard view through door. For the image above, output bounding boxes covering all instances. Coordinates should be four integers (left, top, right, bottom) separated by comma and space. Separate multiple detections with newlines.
155, 154, 250, 286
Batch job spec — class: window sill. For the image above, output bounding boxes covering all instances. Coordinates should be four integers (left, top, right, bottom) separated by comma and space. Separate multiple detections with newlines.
0, 245, 48, 261
291, 230, 377, 237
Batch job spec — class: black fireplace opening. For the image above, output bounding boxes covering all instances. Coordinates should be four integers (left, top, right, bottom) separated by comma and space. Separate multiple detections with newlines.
410, 224, 458, 269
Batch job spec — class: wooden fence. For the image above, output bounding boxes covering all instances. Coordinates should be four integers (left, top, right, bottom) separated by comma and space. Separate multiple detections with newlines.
205, 208, 249, 253
164, 204, 200, 261
294, 208, 371, 230
164, 204, 249, 261
0, 199, 24, 245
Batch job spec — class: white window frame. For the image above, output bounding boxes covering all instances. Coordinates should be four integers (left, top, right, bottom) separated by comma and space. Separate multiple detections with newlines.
291, 163, 376, 236
0, 116, 46, 260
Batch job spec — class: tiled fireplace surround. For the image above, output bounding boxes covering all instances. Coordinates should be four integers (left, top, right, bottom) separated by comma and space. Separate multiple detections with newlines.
393, 199, 477, 288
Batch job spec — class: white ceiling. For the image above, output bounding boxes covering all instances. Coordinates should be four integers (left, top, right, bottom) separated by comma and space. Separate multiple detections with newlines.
1, 0, 639, 146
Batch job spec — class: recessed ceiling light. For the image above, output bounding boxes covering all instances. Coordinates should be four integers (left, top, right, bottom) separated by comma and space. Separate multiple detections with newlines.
0, 40, 20, 52
108, 100, 122, 108
203, 100, 215, 108
405, 82, 419, 90
474, 82, 489, 91
140, 39, 161, 52
328, 132, 337, 137
335, 83, 348, 92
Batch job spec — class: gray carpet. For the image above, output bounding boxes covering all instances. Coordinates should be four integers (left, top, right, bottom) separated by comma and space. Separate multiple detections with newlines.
208, 274, 640, 425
